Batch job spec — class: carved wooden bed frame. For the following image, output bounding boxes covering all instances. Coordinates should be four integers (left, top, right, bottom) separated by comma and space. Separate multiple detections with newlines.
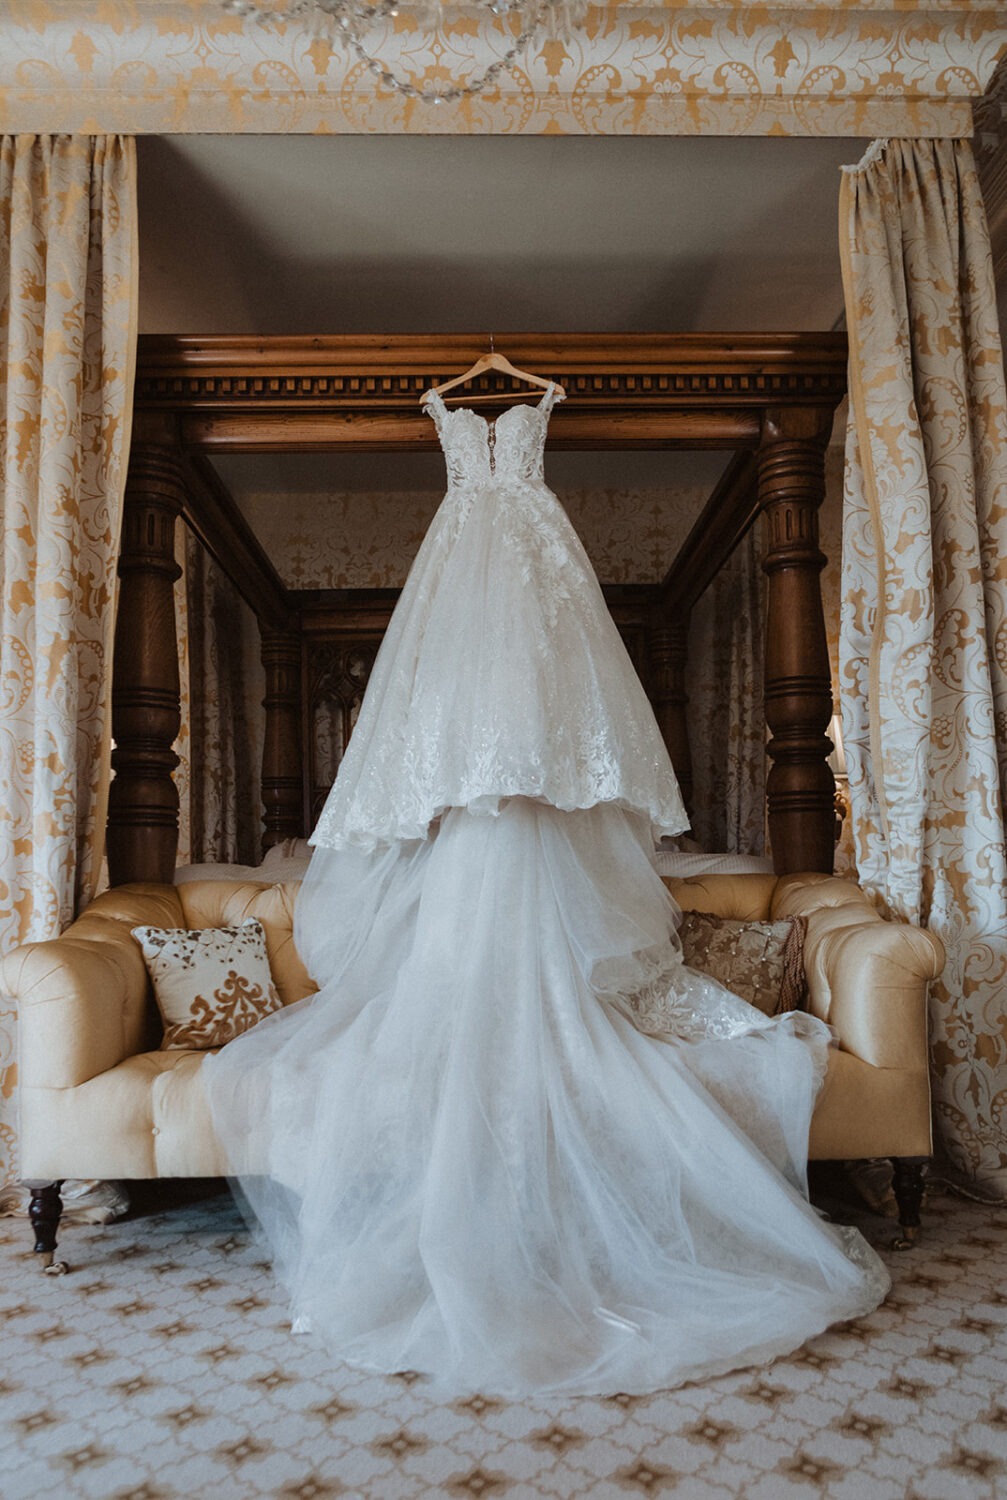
108, 333, 846, 886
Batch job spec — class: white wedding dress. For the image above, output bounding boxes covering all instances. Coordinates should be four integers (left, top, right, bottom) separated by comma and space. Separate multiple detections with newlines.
205, 383, 889, 1397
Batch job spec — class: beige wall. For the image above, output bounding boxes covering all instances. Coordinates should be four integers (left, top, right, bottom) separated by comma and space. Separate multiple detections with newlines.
237, 484, 711, 591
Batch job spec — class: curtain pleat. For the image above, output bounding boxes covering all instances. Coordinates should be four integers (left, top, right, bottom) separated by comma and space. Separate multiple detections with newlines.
840, 137, 1007, 1196
0, 134, 137, 1198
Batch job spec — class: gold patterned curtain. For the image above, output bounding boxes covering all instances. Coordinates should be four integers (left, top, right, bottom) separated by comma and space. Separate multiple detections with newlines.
180, 529, 261, 868
840, 137, 1007, 1197
686, 527, 767, 855
0, 134, 137, 1199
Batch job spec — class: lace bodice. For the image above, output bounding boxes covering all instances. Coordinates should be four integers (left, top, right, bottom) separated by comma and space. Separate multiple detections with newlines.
425, 383, 561, 489
310, 382, 688, 851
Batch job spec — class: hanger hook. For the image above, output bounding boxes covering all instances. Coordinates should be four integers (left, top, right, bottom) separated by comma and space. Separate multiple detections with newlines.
489, 332, 495, 354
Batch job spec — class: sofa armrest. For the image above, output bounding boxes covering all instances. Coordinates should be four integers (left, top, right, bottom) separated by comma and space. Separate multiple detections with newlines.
1, 882, 184, 1091
772, 875, 945, 1070
806, 914, 944, 1069
2, 934, 152, 1089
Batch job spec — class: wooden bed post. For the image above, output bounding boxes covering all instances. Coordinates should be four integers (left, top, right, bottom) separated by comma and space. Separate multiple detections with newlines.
758, 407, 835, 875
107, 415, 185, 886
650, 612, 693, 820
260, 624, 304, 853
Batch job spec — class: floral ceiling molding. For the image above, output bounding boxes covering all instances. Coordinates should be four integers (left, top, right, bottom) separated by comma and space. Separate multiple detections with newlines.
0, 0, 1004, 137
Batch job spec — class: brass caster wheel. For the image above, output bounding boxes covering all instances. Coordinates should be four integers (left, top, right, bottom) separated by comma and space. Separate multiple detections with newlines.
37, 1251, 69, 1275
891, 1225, 919, 1252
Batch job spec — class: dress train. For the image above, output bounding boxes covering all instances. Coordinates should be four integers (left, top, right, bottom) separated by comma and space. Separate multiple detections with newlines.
207, 800, 888, 1397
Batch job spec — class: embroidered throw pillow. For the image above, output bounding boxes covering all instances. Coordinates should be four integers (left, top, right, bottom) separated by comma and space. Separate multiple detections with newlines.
678, 911, 808, 1016
131, 918, 283, 1050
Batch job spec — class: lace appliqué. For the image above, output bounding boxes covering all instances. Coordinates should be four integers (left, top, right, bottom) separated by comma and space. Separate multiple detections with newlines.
621, 961, 781, 1044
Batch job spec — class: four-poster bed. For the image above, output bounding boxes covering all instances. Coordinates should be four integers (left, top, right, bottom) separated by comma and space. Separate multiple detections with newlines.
10, 332, 954, 1265
108, 332, 847, 887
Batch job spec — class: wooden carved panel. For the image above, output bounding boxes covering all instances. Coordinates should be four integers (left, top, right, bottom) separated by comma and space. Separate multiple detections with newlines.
305, 638, 380, 827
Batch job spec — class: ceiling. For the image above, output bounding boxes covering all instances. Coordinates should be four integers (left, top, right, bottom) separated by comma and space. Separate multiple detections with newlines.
137, 133, 861, 336
136, 131, 860, 562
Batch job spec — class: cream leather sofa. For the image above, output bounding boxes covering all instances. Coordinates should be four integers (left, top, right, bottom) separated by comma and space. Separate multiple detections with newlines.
1, 870, 944, 1269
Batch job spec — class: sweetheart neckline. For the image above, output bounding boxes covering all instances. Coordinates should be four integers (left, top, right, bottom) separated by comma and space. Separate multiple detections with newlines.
426, 382, 556, 435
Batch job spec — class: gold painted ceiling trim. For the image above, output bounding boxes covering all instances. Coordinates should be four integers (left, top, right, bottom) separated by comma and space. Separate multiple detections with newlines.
0, 1, 1004, 136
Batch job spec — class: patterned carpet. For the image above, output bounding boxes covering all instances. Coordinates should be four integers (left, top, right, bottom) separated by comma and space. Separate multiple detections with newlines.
1, 1181, 1006, 1500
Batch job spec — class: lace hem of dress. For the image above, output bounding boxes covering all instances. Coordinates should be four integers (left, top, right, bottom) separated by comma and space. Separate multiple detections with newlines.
832, 1224, 892, 1301
311, 789, 689, 852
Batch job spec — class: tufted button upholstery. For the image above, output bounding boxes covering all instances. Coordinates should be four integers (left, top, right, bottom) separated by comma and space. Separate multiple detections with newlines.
176, 881, 317, 1008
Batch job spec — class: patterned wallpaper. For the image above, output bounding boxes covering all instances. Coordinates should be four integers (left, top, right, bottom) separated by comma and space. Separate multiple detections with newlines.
238, 485, 711, 589
0, 2, 1003, 137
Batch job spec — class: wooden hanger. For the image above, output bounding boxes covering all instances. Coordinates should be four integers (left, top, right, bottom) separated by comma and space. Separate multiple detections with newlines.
420, 349, 565, 406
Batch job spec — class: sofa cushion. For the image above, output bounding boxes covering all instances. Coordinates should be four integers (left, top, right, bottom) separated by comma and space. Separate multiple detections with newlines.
678, 911, 808, 1016
19, 1050, 232, 1179
132, 917, 283, 1049
663, 872, 778, 922
177, 880, 317, 1005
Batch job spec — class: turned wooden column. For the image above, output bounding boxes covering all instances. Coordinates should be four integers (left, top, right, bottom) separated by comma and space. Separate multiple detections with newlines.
106, 425, 185, 886
649, 611, 694, 819
261, 625, 304, 852
758, 408, 835, 875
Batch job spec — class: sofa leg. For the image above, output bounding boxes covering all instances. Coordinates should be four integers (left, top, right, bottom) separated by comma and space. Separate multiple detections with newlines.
27, 1181, 69, 1275
890, 1157, 928, 1250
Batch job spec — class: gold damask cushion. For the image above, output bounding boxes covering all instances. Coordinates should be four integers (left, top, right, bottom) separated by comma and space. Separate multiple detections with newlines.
679, 911, 808, 1016
131, 918, 283, 1050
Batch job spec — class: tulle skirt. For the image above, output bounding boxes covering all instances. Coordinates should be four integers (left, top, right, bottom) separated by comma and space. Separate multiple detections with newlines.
204, 799, 889, 1397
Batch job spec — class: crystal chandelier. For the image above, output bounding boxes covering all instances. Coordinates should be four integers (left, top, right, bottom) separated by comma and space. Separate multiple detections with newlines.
224, 0, 586, 104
